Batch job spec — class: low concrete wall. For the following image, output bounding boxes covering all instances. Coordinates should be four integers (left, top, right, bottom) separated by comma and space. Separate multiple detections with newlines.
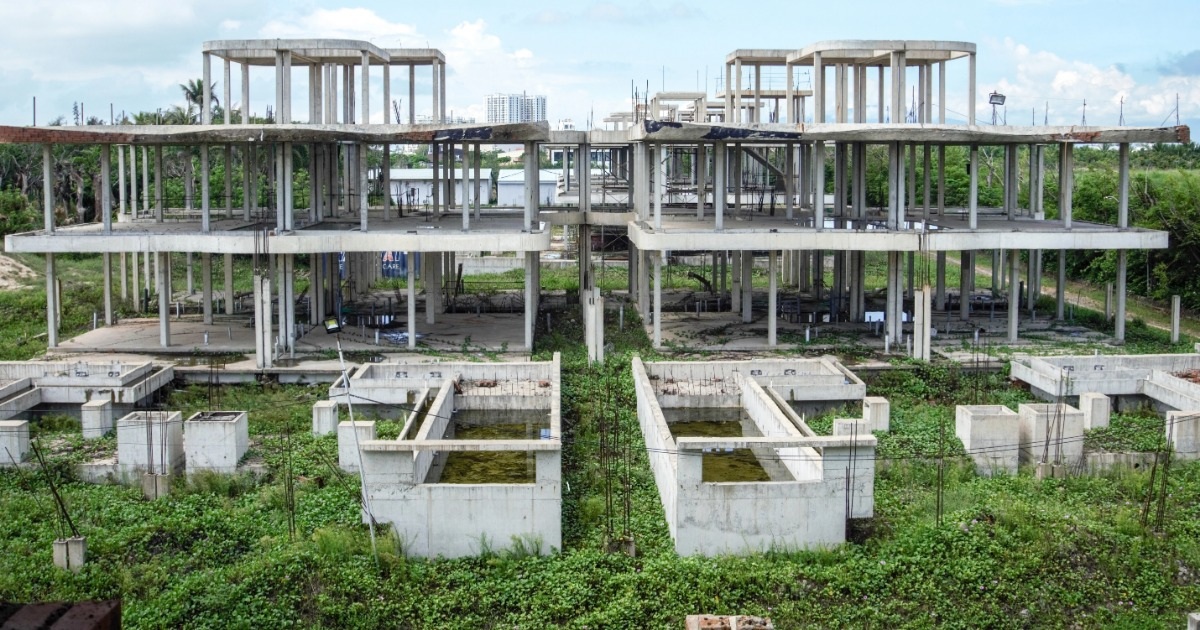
956, 405, 1020, 476
338, 421, 377, 472
0, 385, 41, 420
1078, 393, 1110, 430
636, 357, 876, 556
358, 353, 562, 558
0, 420, 30, 466
81, 398, 113, 439
1168, 410, 1200, 461
184, 411, 249, 475
1018, 404, 1084, 467
116, 411, 184, 476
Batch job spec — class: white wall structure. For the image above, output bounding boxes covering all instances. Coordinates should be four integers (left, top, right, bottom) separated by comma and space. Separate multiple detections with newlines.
184, 411, 249, 475
353, 354, 561, 558
0, 420, 30, 466
388, 168, 478, 207
956, 405, 1020, 476
338, 421, 377, 472
313, 400, 338, 436
81, 398, 114, 439
116, 411, 184, 476
496, 169, 559, 206
1018, 403, 1085, 467
1167, 410, 1200, 461
634, 358, 875, 556
1078, 392, 1111, 430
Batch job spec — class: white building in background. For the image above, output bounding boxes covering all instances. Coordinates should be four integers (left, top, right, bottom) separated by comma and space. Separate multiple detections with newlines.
496, 169, 558, 206
388, 168, 481, 207
486, 93, 547, 123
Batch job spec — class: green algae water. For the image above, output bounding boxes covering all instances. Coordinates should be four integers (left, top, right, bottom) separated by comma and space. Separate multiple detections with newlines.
664, 409, 771, 483
438, 409, 550, 484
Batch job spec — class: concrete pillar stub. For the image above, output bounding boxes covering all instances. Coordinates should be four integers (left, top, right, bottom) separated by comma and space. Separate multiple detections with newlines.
1078, 393, 1110, 430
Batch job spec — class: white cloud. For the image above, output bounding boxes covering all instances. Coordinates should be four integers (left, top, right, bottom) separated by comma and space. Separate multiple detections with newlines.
259, 8, 420, 46
983, 37, 1196, 126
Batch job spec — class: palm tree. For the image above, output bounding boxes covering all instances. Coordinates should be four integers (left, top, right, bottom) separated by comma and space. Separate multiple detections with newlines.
179, 79, 219, 124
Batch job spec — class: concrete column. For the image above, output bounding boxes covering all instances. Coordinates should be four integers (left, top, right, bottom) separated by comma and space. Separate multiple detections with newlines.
202, 253, 213, 325
812, 53, 822, 123
1056, 251, 1066, 320
1008, 250, 1019, 342
968, 145, 979, 229
253, 274, 271, 368
1118, 143, 1130, 228
813, 142, 825, 229
652, 253, 662, 348
361, 51, 370, 125
117, 143, 126, 222
142, 146, 150, 215
1115, 250, 1127, 342
525, 251, 536, 350
654, 143, 664, 229
45, 254, 58, 347
224, 254, 235, 315
1060, 143, 1074, 229
731, 251, 741, 312
359, 142, 368, 232
960, 251, 972, 321
157, 252, 171, 347
224, 145, 233, 219
154, 146, 163, 222
202, 52, 212, 124
768, 251, 778, 346
243, 144, 253, 220
967, 53, 976, 125
100, 145, 112, 233
638, 249, 650, 319
741, 251, 753, 324
524, 141, 536, 230
734, 58, 743, 123
127, 146, 137, 219
936, 252, 947, 310
407, 251, 417, 349
1172, 295, 1182, 344
714, 143, 725, 230
186, 252, 194, 295
131, 252, 140, 311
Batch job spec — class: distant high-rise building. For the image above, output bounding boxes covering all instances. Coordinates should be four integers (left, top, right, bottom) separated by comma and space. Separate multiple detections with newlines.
486, 93, 547, 123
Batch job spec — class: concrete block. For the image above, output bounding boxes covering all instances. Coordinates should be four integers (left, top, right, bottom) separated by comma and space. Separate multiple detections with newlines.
1078, 392, 1110, 430
1018, 403, 1085, 467
116, 411, 184, 476
338, 421, 376, 472
184, 411, 249, 475
312, 400, 338, 436
863, 397, 890, 432
0, 419, 30, 466
832, 418, 870, 437
81, 398, 114, 439
955, 405, 1019, 476
53, 536, 87, 572
1167, 410, 1200, 461
142, 473, 171, 499
1188, 612, 1200, 630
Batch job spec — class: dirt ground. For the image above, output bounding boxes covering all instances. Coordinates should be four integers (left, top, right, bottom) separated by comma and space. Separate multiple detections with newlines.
0, 254, 36, 290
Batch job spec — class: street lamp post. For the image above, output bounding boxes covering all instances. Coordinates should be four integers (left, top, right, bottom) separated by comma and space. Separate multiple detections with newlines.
989, 92, 1006, 125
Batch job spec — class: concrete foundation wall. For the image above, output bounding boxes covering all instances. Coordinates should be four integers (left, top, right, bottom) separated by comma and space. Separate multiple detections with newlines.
1018, 404, 1085, 466
956, 405, 1020, 476
0, 362, 172, 405
184, 411, 249, 475
635, 357, 875, 556
1078, 393, 1110, 430
0, 386, 41, 420
1168, 410, 1200, 461
338, 421, 377, 472
116, 411, 184, 476
312, 400, 338, 436
0, 420, 30, 466
81, 398, 114, 439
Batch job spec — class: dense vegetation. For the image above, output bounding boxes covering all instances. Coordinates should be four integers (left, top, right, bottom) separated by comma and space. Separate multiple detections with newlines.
1, 304, 1198, 628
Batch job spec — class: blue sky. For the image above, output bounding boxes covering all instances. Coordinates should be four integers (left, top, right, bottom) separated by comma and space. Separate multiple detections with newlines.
0, 0, 1195, 130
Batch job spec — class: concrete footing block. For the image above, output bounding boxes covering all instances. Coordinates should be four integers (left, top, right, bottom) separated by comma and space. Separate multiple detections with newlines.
955, 405, 1019, 476
832, 418, 871, 437
1187, 612, 1199, 630
184, 411, 249, 475
53, 536, 87, 572
863, 397, 890, 433
1079, 393, 1110, 430
338, 421, 377, 472
81, 398, 114, 439
141, 473, 171, 500
1018, 403, 1084, 466
1167, 410, 1200, 461
1035, 462, 1054, 480
0, 419, 30, 466
313, 400, 338, 436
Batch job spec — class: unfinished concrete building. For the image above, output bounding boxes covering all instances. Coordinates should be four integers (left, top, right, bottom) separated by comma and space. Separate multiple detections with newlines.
0, 38, 1191, 365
